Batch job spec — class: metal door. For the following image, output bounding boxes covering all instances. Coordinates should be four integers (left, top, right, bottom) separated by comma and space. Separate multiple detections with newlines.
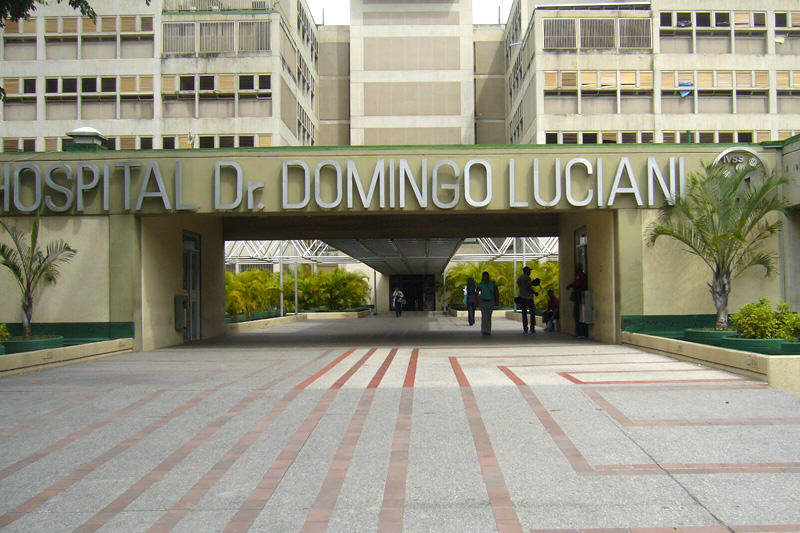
182, 233, 201, 341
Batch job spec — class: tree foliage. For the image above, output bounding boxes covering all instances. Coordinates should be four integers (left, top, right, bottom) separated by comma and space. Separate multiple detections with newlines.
0, 215, 77, 337
225, 268, 371, 317
646, 162, 788, 328
444, 260, 559, 308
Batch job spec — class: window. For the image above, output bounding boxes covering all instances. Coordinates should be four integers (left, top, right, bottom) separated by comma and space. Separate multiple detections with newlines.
163, 137, 176, 149
753, 12, 765, 27
699, 131, 714, 143
582, 132, 597, 144
239, 21, 270, 52
660, 12, 672, 27
62, 78, 78, 93
82, 77, 97, 93
199, 136, 214, 148
239, 75, 254, 90
602, 132, 617, 144
641, 132, 654, 143
3, 139, 19, 152
22, 139, 35, 152
23, 78, 36, 93
562, 132, 578, 144
580, 19, 615, 49
679, 131, 693, 143
619, 19, 651, 49
776, 13, 788, 28
621, 132, 637, 143
102, 137, 116, 150
163, 23, 195, 54
140, 137, 153, 149
543, 19, 576, 49
718, 131, 734, 143
199, 22, 234, 53
199, 75, 214, 91
545, 132, 558, 144
662, 132, 676, 143
219, 135, 234, 148
676, 12, 691, 27
46, 78, 58, 93
737, 131, 753, 142
239, 135, 254, 147
101, 77, 116, 92
258, 75, 271, 90
141, 17, 153, 32
179, 76, 195, 91
696, 12, 711, 27
715, 12, 730, 27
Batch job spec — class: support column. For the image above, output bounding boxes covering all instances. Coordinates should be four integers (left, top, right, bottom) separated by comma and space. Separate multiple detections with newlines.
108, 215, 142, 350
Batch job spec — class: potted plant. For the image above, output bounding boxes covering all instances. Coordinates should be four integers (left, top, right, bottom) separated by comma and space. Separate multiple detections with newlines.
647, 162, 788, 330
0, 324, 9, 355
0, 215, 76, 353
720, 299, 787, 355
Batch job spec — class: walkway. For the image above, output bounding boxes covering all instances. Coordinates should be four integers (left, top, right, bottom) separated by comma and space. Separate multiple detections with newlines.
0, 314, 798, 532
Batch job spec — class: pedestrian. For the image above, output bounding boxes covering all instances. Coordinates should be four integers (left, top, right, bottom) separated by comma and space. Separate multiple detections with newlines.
515, 266, 538, 334
566, 264, 588, 337
475, 271, 499, 336
543, 288, 560, 331
392, 286, 404, 317
465, 277, 477, 326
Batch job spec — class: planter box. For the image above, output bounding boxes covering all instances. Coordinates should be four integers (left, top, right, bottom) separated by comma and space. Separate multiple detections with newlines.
684, 328, 735, 346
781, 342, 800, 355
718, 336, 786, 355
3, 336, 64, 354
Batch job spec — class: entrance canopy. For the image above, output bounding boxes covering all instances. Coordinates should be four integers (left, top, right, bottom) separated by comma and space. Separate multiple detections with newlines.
324, 238, 462, 275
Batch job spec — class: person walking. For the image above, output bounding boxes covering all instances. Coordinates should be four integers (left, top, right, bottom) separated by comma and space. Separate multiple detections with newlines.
515, 266, 538, 334
465, 277, 477, 326
475, 271, 499, 336
392, 286, 404, 317
567, 264, 588, 337
543, 288, 560, 332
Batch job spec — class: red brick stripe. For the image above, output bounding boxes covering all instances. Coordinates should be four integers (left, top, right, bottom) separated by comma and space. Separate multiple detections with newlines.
73, 352, 342, 533
499, 366, 593, 473
0, 363, 280, 529
377, 349, 419, 532
558, 370, 747, 385
0, 372, 215, 483
145, 348, 350, 533
301, 348, 399, 532
450, 357, 523, 533
222, 348, 376, 533
529, 525, 800, 532
295, 348, 357, 389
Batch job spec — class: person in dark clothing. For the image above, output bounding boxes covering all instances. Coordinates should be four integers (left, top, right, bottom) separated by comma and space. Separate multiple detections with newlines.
543, 288, 560, 331
392, 286, 404, 317
465, 277, 477, 326
515, 266, 538, 334
566, 264, 588, 337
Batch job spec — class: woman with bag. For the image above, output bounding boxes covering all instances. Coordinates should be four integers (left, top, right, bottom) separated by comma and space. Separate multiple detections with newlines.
475, 271, 499, 336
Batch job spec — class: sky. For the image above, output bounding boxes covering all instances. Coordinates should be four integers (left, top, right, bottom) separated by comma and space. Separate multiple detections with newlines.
303, 0, 513, 25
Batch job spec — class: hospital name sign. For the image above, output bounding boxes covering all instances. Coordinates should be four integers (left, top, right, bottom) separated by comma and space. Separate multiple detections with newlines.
0, 155, 688, 214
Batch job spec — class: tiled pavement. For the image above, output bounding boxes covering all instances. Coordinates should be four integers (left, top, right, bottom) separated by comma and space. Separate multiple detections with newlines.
1, 313, 799, 532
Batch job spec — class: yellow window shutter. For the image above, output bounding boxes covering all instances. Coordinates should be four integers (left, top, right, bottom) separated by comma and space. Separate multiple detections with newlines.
161, 76, 176, 93
754, 71, 769, 87
120, 77, 137, 92
620, 71, 636, 87
139, 76, 153, 92
716, 70, 732, 88
544, 71, 558, 89
3, 78, 20, 94
639, 71, 653, 88
62, 17, 78, 33
580, 71, 597, 88
697, 71, 713, 88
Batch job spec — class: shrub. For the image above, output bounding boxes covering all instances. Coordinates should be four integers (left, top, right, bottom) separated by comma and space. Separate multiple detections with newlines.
0, 323, 9, 343
729, 299, 800, 340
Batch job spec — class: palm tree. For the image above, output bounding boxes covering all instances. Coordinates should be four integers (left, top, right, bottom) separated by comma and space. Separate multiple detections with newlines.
646, 162, 787, 329
0, 215, 77, 338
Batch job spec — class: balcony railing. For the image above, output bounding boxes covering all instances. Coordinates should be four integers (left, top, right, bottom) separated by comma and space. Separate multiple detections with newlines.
163, 0, 272, 12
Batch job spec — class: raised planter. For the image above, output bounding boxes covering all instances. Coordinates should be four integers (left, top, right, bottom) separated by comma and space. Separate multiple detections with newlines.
3, 336, 64, 354
684, 328, 735, 346
718, 336, 786, 355
781, 342, 800, 355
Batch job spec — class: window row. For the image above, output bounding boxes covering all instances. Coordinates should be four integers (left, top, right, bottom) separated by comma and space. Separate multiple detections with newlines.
662, 70, 769, 90
2, 36, 153, 61
162, 0, 273, 13
296, 0, 318, 64
543, 130, 797, 145
543, 18, 651, 50
162, 73, 272, 93
544, 70, 653, 90
163, 21, 270, 54
660, 11, 800, 30
1, 15, 153, 35
0, 133, 273, 153
297, 103, 315, 146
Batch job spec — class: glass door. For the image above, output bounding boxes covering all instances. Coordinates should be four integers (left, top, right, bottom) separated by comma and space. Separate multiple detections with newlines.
182, 232, 201, 342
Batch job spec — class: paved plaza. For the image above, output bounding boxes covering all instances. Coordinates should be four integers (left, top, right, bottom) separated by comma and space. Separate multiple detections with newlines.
1, 313, 799, 532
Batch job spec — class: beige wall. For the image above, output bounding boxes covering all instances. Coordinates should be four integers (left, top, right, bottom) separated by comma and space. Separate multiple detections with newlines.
0, 216, 110, 323
475, 77, 505, 119
364, 82, 461, 116
363, 37, 461, 70
559, 211, 617, 343
140, 215, 225, 351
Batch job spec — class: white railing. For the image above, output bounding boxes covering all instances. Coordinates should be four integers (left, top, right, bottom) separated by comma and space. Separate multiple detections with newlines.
163, 0, 272, 11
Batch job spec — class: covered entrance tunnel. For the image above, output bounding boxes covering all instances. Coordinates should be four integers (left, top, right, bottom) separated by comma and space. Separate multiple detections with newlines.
2, 142, 798, 352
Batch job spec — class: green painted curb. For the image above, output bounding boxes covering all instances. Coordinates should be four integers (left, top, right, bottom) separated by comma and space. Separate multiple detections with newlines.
684, 328, 735, 347
780, 342, 800, 355
3, 336, 64, 354
718, 336, 786, 355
